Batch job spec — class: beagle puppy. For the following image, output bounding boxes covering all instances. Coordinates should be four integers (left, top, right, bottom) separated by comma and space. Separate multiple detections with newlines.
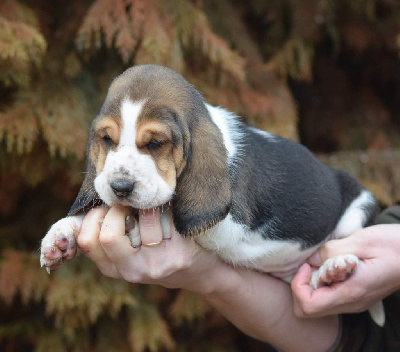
40, 64, 383, 325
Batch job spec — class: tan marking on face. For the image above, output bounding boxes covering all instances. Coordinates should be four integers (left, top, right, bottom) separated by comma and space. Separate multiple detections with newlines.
136, 120, 170, 148
136, 119, 184, 189
91, 116, 121, 174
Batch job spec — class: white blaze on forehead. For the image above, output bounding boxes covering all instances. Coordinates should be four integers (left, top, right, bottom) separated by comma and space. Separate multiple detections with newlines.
119, 100, 144, 147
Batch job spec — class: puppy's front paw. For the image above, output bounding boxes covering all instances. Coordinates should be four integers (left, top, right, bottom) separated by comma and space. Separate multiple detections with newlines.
310, 254, 359, 290
40, 216, 83, 273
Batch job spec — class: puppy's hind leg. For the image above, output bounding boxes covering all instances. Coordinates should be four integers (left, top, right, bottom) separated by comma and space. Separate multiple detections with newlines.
309, 254, 359, 290
310, 255, 385, 327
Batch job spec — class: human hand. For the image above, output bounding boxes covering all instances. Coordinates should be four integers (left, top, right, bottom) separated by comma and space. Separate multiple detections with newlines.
291, 224, 400, 318
77, 206, 341, 351
76, 206, 222, 294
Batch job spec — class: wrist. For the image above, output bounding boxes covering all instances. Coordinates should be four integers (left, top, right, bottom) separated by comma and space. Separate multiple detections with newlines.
188, 256, 241, 297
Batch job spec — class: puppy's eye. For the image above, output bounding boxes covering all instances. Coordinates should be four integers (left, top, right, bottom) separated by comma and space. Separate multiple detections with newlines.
146, 139, 163, 151
102, 135, 113, 147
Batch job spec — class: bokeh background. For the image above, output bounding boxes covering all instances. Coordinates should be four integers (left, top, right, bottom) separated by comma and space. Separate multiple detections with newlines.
0, 0, 399, 351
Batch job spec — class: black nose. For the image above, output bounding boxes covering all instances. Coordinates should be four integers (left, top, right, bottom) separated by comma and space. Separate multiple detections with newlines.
110, 181, 134, 197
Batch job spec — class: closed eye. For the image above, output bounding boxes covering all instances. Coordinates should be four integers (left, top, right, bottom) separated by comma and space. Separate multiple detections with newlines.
146, 139, 163, 151
102, 135, 113, 147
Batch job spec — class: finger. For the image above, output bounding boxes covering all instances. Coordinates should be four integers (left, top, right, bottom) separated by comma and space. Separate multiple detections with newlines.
291, 264, 334, 317
309, 224, 386, 267
77, 207, 121, 278
78, 207, 108, 256
139, 208, 164, 246
99, 206, 137, 269
307, 236, 362, 267
291, 264, 313, 300
291, 264, 317, 317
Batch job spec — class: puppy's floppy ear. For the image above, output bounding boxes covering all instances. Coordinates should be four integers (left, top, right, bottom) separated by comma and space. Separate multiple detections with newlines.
173, 115, 231, 237
67, 158, 101, 216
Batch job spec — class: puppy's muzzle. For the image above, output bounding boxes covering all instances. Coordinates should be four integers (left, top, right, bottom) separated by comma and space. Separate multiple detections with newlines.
110, 180, 134, 198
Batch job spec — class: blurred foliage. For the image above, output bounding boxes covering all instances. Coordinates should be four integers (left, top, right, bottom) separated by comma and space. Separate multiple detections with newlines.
0, 0, 399, 351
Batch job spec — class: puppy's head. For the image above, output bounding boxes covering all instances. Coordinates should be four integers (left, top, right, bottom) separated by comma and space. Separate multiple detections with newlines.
69, 65, 231, 236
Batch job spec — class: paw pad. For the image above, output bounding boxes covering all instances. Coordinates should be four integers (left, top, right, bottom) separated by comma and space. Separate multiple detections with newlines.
40, 217, 82, 273
310, 254, 359, 290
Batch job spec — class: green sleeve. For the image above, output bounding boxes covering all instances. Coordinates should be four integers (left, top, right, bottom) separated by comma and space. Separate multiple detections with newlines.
376, 203, 400, 225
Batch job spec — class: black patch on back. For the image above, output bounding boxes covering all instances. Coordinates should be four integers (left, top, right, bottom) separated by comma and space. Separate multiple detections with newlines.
229, 125, 376, 248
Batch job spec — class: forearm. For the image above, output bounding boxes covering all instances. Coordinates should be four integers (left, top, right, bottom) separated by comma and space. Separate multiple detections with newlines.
197, 263, 339, 352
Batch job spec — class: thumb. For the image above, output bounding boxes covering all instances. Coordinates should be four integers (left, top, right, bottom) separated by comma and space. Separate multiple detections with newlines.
139, 208, 163, 245
292, 263, 313, 289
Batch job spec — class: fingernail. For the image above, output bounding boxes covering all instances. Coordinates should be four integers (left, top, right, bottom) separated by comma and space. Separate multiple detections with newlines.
299, 263, 308, 270
307, 251, 322, 266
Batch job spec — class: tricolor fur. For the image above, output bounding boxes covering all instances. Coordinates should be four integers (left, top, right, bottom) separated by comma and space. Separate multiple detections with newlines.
41, 64, 383, 324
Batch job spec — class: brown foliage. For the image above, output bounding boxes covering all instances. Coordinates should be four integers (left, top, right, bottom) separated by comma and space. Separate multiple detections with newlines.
0, 0, 46, 87
0, 0, 400, 351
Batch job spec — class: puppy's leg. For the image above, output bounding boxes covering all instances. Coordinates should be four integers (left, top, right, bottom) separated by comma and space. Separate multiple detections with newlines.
309, 255, 385, 327
309, 254, 359, 290
40, 215, 84, 273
